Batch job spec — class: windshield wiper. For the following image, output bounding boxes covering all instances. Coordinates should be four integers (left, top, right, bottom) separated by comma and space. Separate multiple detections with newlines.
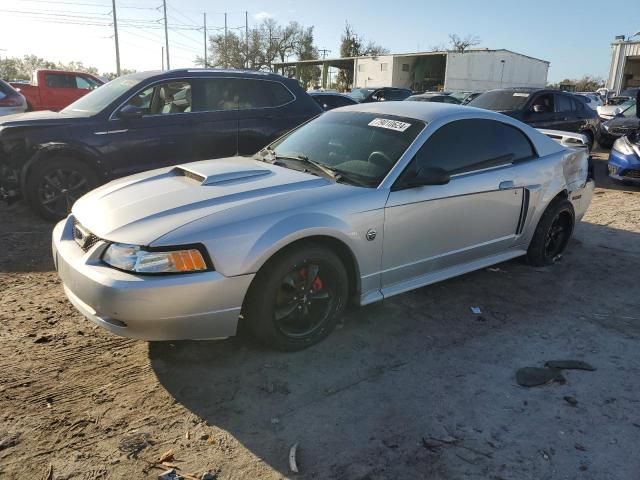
260, 148, 340, 180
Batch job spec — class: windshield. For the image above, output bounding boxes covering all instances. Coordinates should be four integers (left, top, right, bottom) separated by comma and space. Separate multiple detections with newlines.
61, 76, 143, 115
348, 88, 376, 102
468, 90, 531, 111
621, 103, 637, 117
260, 111, 425, 187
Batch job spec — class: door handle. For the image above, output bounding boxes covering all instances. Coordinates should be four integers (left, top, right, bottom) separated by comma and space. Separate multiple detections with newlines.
499, 180, 514, 190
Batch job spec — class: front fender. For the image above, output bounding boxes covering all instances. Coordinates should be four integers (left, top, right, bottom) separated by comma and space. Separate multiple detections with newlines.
243, 212, 359, 274
20, 142, 103, 191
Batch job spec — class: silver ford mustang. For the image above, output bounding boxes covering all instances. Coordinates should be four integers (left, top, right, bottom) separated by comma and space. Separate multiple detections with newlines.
52, 102, 595, 350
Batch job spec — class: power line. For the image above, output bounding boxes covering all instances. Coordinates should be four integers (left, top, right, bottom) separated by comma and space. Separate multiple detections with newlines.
14, 0, 157, 10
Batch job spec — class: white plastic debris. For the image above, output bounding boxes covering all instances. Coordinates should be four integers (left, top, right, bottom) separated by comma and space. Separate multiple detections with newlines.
289, 442, 299, 473
470, 307, 482, 315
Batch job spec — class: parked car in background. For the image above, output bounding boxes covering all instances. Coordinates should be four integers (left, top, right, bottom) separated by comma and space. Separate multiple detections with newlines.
10, 70, 104, 111
449, 91, 471, 103
574, 92, 603, 110
405, 93, 461, 104
0, 69, 322, 220
0, 80, 27, 116
597, 99, 635, 121
608, 132, 640, 184
53, 101, 594, 350
597, 103, 639, 148
461, 92, 482, 104
347, 87, 412, 103
308, 91, 358, 110
468, 88, 600, 148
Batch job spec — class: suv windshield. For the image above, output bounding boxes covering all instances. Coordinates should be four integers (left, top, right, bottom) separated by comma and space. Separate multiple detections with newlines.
348, 88, 375, 102
260, 111, 425, 187
468, 90, 532, 111
61, 75, 144, 115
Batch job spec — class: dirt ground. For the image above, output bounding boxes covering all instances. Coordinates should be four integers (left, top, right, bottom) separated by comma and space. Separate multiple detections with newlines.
1, 151, 639, 480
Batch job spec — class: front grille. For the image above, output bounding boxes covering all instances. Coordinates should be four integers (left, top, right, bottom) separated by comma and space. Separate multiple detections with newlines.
72, 219, 101, 252
621, 169, 640, 179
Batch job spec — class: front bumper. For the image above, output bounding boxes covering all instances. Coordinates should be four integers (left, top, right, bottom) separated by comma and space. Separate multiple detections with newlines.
608, 148, 640, 184
52, 216, 255, 340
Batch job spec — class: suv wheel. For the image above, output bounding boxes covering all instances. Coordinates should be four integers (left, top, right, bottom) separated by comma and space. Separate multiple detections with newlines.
25, 156, 98, 221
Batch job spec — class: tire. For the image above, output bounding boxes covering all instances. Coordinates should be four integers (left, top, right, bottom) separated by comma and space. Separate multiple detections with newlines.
243, 244, 349, 351
25, 155, 98, 221
526, 197, 575, 267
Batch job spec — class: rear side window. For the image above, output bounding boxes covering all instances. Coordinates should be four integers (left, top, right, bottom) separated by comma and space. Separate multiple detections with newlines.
45, 74, 76, 88
555, 94, 576, 113
412, 119, 536, 175
197, 78, 293, 111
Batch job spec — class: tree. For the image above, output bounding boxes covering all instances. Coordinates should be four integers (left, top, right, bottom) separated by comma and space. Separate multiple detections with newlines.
448, 34, 481, 52
294, 25, 320, 87
336, 21, 389, 91
196, 18, 319, 77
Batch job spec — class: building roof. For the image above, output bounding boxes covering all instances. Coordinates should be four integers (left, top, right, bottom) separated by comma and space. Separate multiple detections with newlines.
273, 49, 549, 68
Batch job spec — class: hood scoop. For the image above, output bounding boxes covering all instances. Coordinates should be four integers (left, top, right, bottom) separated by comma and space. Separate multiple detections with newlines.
172, 161, 271, 186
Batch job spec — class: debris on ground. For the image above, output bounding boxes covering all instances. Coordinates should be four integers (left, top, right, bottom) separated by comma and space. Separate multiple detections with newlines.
43, 464, 53, 480
470, 307, 482, 315
158, 449, 175, 463
118, 432, 154, 459
158, 468, 183, 480
289, 442, 299, 473
545, 360, 596, 371
575, 443, 587, 451
516, 367, 565, 387
259, 381, 290, 395
564, 396, 578, 406
0, 432, 20, 450
33, 335, 51, 344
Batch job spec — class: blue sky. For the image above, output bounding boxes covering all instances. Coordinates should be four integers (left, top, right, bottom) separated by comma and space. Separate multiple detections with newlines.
1, 0, 639, 82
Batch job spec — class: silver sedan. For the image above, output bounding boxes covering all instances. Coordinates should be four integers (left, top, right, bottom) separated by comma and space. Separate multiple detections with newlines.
52, 102, 594, 350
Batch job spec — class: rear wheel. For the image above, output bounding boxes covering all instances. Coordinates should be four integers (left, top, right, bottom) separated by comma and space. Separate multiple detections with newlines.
244, 244, 348, 351
25, 156, 98, 221
527, 198, 575, 267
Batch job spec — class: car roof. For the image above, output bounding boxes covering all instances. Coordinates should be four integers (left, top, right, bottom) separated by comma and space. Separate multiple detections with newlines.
335, 100, 482, 122
308, 91, 350, 97
120, 68, 291, 83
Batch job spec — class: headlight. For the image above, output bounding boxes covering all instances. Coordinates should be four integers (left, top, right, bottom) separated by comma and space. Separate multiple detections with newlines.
612, 137, 634, 155
102, 243, 210, 274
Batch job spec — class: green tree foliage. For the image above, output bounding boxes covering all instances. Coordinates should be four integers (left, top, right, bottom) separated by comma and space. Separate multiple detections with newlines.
0, 55, 105, 81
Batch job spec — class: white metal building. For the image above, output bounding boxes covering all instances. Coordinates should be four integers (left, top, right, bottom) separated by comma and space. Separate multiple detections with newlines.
607, 39, 640, 93
273, 49, 549, 92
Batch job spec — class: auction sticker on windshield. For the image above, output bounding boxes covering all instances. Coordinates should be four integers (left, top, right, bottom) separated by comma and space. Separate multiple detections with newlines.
513, 93, 530, 97
368, 118, 412, 132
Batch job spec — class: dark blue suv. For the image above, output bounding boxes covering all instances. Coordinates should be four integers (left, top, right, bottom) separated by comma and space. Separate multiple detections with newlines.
0, 69, 322, 219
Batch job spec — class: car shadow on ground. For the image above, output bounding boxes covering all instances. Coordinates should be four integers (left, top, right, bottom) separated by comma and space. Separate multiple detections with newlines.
148, 220, 640, 479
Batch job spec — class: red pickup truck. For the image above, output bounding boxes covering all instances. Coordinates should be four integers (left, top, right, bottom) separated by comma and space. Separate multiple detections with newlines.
10, 70, 104, 112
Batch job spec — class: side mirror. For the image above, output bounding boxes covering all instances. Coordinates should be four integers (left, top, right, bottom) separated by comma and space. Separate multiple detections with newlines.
118, 104, 145, 120
532, 104, 547, 113
403, 166, 450, 188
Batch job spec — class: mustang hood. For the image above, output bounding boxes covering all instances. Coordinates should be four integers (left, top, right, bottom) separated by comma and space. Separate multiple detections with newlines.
72, 157, 338, 245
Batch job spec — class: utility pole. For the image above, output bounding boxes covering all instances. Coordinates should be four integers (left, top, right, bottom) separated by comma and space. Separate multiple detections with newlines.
203, 12, 207, 68
245, 11, 249, 69
162, 0, 170, 70
318, 48, 331, 60
161, 46, 164, 70
224, 13, 228, 68
111, 0, 121, 76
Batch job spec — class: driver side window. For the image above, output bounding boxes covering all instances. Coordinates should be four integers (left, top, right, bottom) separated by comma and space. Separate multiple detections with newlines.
530, 93, 554, 113
399, 119, 535, 182
123, 80, 192, 116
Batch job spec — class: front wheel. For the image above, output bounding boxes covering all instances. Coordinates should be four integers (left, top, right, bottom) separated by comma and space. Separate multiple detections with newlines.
527, 198, 575, 267
25, 156, 98, 221
243, 244, 348, 351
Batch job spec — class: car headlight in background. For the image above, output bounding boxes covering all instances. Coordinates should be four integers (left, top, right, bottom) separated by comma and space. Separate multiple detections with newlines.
612, 137, 634, 156
102, 243, 210, 274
